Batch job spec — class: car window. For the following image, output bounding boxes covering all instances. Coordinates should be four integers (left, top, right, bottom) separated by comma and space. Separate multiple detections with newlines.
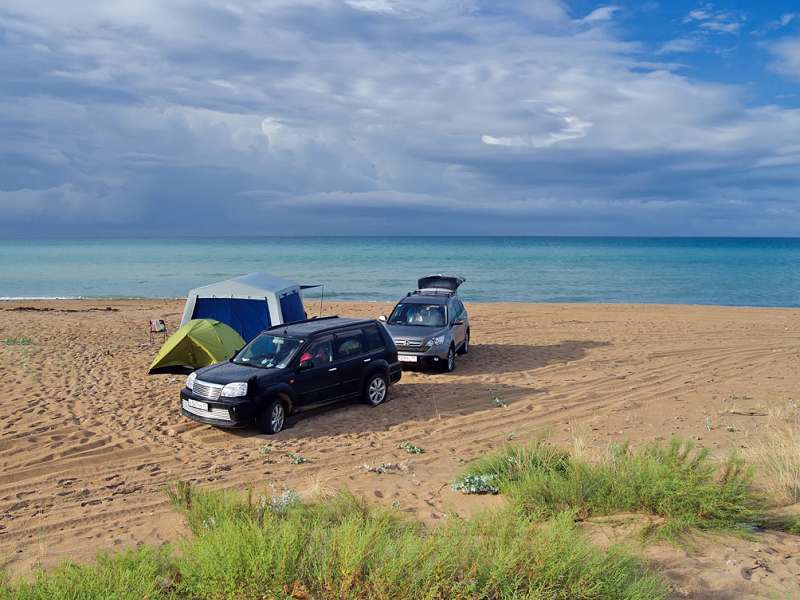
335, 331, 365, 358
363, 325, 385, 351
388, 303, 446, 327
234, 334, 302, 369
298, 338, 333, 366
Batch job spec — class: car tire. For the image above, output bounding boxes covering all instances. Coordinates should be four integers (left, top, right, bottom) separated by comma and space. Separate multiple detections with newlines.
257, 398, 286, 434
458, 330, 470, 355
363, 372, 389, 406
441, 345, 456, 372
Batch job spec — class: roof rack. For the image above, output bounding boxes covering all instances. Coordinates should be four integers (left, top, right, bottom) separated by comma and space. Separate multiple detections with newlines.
407, 289, 456, 297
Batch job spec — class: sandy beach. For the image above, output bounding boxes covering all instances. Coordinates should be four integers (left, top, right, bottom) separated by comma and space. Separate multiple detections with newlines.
1, 299, 799, 597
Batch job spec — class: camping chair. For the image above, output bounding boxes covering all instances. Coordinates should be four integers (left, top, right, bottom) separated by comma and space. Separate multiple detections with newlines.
149, 319, 167, 344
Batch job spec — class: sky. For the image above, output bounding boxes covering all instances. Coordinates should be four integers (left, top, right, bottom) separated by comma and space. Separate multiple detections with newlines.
2, 0, 800, 237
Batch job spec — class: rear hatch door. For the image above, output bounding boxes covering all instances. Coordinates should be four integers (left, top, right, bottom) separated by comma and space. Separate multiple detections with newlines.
417, 275, 464, 292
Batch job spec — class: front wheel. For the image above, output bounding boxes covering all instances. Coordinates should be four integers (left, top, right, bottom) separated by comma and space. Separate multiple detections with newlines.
363, 373, 389, 406
441, 346, 456, 373
257, 398, 286, 434
458, 331, 470, 355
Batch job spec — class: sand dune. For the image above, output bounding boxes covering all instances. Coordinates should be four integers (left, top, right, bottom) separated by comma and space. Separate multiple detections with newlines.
1, 299, 799, 597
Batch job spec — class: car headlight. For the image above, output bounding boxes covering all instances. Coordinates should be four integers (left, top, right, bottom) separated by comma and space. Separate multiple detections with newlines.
221, 382, 248, 397
426, 335, 446, 347
186, 372, 197, 390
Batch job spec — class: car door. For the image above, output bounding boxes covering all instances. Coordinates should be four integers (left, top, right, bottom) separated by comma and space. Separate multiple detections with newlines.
333, 329, 368, 397
292, 336, 341, 405
449, 298, 466, 348
362, 323, 389, 365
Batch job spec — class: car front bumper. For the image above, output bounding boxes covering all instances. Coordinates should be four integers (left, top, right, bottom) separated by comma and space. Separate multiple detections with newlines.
179, 388, 256, 428
396, 345, 449, 367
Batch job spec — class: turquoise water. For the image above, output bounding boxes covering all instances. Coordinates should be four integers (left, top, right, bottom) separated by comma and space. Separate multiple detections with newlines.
1, 237, 799, 307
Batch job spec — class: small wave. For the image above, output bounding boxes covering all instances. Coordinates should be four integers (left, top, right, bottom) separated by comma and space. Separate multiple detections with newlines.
0, 296, 84, 300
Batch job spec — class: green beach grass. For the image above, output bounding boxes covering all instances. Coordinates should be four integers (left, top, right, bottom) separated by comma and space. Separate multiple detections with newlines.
2, 484, 667, 600
453, 438, 768, 538
5, 436, 796, 600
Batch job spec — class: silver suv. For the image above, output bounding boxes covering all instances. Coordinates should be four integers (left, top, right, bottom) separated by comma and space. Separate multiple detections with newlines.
380, 275, 469, 372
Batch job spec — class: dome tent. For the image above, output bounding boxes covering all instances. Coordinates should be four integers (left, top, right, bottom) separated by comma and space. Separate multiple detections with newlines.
148, 319, 245, 374
180, 273, 308, 343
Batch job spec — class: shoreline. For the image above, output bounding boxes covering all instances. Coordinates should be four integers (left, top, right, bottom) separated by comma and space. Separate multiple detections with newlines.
2, 297, 800, 310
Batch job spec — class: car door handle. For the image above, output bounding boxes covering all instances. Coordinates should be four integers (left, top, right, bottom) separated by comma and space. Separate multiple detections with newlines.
328, 367, 338, 372
363, 358, 371, 363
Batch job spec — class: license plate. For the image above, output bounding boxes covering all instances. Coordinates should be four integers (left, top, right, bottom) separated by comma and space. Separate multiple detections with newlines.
398, 354, 418, 363
185, 398, 208, 411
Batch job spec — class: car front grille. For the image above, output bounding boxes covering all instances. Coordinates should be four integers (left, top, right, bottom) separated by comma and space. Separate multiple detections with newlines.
394, 338, 426, 353
192, 380, 223, 401
182, 400, 231, 421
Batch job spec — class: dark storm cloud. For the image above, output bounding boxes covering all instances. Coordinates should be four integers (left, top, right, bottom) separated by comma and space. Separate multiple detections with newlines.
1, 0, 800, 236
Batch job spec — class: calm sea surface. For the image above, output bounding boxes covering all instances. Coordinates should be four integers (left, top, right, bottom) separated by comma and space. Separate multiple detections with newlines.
1, 237, 799, 307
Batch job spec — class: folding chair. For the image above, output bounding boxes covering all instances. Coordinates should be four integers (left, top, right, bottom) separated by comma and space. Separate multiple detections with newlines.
149, 319, 167, 343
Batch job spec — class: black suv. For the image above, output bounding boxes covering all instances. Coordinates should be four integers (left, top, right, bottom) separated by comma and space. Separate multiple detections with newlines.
180, 316, 402, 434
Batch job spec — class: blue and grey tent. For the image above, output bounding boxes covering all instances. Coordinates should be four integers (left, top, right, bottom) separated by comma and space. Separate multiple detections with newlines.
179, 273, 315, 342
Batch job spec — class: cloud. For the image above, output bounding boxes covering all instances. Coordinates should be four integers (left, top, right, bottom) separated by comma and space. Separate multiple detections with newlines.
0, 0, 799, 235
772, 13, 797, 30
657, 37, 700, 54
482, 107, 592, 147
578, 5, 621, 24
684, 4, 746, 35
770, 37, 800, 80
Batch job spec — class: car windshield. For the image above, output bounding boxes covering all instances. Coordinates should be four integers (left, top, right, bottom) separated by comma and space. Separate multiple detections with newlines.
233, 334, 302, 369
388, 303, 446, 327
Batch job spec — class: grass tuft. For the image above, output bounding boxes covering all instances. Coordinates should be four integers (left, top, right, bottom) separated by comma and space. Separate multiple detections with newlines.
2, 547, 174, 600
399, 441, 424, 454
746, 404, 800, 505
1, 337, 32, 346
457, 438, 763, 536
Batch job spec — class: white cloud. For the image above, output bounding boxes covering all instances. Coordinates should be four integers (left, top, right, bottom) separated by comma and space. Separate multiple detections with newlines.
578, 5, 621, 24
657, 37, 700, 54
773, 13, 797, 29
684, 4, 745, 35
482, 107, 592, 147
770, 37, 800, 80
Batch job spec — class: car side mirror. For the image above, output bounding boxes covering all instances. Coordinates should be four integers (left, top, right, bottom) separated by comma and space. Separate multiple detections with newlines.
298, 359, 315, 371
378, 315, 387, 322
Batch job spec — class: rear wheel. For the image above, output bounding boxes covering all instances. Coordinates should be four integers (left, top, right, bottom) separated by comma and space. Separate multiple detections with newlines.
441, 345, 456, 372
257, 398, 286, 434
363, 372, 389, 406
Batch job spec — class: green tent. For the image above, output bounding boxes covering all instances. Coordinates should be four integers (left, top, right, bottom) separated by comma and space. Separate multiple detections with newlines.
148, 319, 245, 374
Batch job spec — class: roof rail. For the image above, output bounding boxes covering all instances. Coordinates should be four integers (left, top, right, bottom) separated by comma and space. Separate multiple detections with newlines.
266, 315, 340, 330
408, 289, 456, 297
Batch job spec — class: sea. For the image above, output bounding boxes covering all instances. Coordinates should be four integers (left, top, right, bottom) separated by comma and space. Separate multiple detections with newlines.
1, 237, 799, 307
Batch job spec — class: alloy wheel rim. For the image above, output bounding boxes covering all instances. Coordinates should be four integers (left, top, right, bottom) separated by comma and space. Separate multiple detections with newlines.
271, 403, 284, 431
369, 378, 386, 404
448, 349, 454, 370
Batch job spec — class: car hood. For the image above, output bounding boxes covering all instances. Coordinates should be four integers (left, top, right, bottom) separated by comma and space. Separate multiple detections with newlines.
385, 324, 448, 341
194, 360, 279, 385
